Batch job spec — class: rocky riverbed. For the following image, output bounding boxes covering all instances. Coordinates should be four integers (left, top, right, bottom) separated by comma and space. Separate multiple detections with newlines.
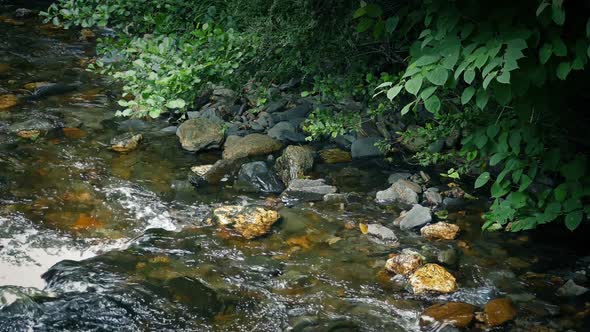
0, 4, 589, 332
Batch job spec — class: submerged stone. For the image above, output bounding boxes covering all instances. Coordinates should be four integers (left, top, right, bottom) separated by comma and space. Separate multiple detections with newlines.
235, 161, 284, 193
0, 94, 18, 110
420, 302, 475, 328
281, 178, 337, 203
483, 298, 517, 327
110, 133, 142, 152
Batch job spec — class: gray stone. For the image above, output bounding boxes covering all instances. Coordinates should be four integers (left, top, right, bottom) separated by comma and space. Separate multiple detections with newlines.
351, 137, 383, 158
9, 116, 63, 133
274, 145, 314, 185
235, 161, 285, 193
265, 100, 287, 113
557, 279, 589, 297
398, 204, 432, 230
176, 118, 224, 152
423, 189, 443, 206
160, 126, 178, 134
281, 179, 337, 203
333, 135, 355, 150
267, 121, 306, 143
387, 172, 412, 184
437, 247, 458, 266
199, 106, 224, 124
366, 223, 398, 246
110, 133, 142, 152
442, 197, 467, 210
254, 112, 274, 128
376, 179, 421, 208
270, 104, 312, 123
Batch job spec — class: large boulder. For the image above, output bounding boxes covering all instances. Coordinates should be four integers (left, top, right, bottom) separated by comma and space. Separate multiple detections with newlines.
397, 205, 432, 230
351, 137, 383, 158
409, 263, 457, 294
420, 302, 475, 328
176, 118, 224, 152
376, 179, 421, 208
212, 205, 280, 239
274, 145, 314, 185
235, 161, 284, 193
385, 252, 423, 276
222, 134, 283, 159
421, 222, 460, 240
281, 179, 337, 203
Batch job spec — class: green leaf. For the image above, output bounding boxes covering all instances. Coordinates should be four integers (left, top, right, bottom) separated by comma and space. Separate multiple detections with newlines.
556, 62, 571, 80
476, 89, 489, 109
552, 37, 567, 57
413, 55, 440, 67
426, 68, 449, 86
400, 102, 413, 115
385, 16, 399, 33
357, 17, 373, 33
404, 76, 423, 95
424, 95, 441, 113
561, 157, 586, 181
386, 85, 403, 100
464, 69, 476, 84
461, 87, 475, 104
536, 2, 550, 16
490, 153, 508, 166
519, 174, 532, 191
491, 180, 509, 198
419, 86, 438, 100
486, 124, 499, 138
493, 84, 512, 106
474, 134, 488, 149
496, 71, 510, 84
539, 43, 553, 64
364, 4, 383, 18
483, 71, 497, 89
475, 172, 491, 189
554, 183, 568, 202
353, 6, 366, 19
165, 99, 186, 109
565, 210, 583, 231
551, 5, 565, 25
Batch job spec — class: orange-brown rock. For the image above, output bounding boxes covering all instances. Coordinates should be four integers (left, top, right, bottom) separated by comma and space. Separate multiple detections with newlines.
409, 263, 457, 294
420, 302, 475, 328
420, 222, 460, 240
63, 127, 87, 139
319, 148, 352, 164
213, 205, 280, 239
483, 298, 517, 326
0, 94, 18, 110
16, 130, 40, 139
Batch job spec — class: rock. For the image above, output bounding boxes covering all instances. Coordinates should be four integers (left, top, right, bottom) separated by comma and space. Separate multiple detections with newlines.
110, 133, 142, 152
270, 104, 312, 123
401, 126, 427, 152
212, 205, 280, 239
442, 197, 468, 210
198, 106, 224, 124
365, 224, 398, 246
483, 298, 517, 326
421, 222, 460, 240
160, 126, 178, 134
222, 134, 283, 159
274, 145, 314, 185
118, 119, 149, 131
80, 28, 95, 40
376, 179, 421, 208
0, 94, 18, 110
9, 116, 63, 133
189, 165, 214, 186
323, 193, 361, 204
235, 161, 285, 193
437, 247, 458, 266
423, 188, 443, 206
254, 112, 273, 129
176, 118, 224, 152
264, 100, 287, 113
318, 148, 352, 164
190, 158, 243, 185
557, 279, 589, 297
387, 172, 412, 184
267, 121, 306, 143
14, 8, 34, 18
420, 302, 475, 328
163, 276, 221, 317
409, 263, 457, 294
385, 252, 423, 275
281, 179, 337, 203
351, 137, 383, 158
397, 205, 432, 230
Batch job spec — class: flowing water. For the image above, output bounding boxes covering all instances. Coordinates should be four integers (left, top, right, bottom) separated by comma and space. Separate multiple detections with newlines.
1, 5, 589, 332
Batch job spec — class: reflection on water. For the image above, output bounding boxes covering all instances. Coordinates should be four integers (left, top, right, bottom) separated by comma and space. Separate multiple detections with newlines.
0, 3, 589, 332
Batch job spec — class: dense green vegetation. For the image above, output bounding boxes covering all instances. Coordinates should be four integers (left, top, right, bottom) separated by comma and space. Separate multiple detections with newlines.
42, 0, 590, 232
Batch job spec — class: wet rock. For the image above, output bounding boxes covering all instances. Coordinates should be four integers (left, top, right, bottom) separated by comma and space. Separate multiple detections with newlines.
267, 121, 306, 143
235, 161, 285, 193
351, 137, 383, 158
557, 279, 589, 297
80, 28, 95, 40
423, 188, 442, 206
397, 204, 432, 230
323, 192, 361, 204
163, 276, 221, 316
222, 134, 283, 159
9, 116, 63, 133
14, 8, 34, 18
0, 94, 18, 110
110, 133, 142, 152
365, 223, 398, 246
442, 197, 467, 210
420, 302, 475, 328
275, 145, 314, 185
385, 252, 423, 275
190, 158, 243, 185
437, 247, 459, 266
281, 179, 337, 203
421, 222, 460, 240
176, 118, 224, 152
118, 119, 149, 131
212, 205, 280, 239
376, 179, 421, 207
160, 126, 178, 134
189, 164, 214, 186
483, 298, 517, 326
318, 148, 352, 164
409, 263, 457, 294
387, 172, 412, 184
